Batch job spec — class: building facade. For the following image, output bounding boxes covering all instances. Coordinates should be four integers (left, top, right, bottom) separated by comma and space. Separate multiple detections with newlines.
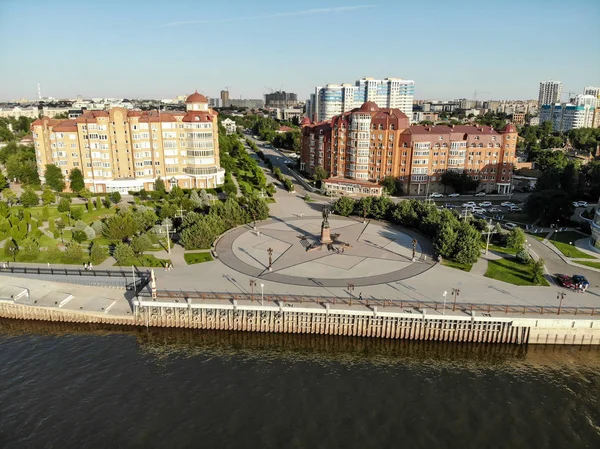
584, 86, 600, 127
265, 91, 298, 108
220, 90, 230, 107
306, 77, 414, 123
538, 81, 562, 106
301, 102, 518, 196
539, 95, 596, 131
221, 118, 237, 135
31, 92, 225, 193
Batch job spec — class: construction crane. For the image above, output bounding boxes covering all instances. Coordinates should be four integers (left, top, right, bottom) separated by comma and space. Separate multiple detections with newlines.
567, 91, 577, 102
473, 90, 490, 102
264, 85, 275, 93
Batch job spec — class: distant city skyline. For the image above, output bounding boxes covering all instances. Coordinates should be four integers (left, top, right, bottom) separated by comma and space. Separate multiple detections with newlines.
1, 0, 598, 102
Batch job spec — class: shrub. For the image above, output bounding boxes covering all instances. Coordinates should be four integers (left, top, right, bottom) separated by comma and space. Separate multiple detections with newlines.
63, 242, 84, 262
515, 250, 530, 264
89, 243, 108, 264
84, 226, 96, 240
532, 258, 545, 284
72, 230, 87, 243
113, 242, 134, 265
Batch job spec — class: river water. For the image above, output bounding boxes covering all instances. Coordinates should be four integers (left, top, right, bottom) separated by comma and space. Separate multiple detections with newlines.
0, 320, 599, 449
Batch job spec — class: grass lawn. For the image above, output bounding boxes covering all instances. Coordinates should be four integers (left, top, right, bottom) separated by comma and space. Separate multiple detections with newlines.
527, 233, 545, 241
485, 257, 549, 286
113, 254, 171, 268
184, 252, 214, 265
441, 259, 473, 272
550, 240, 596, 259
484, 243, 518, 255
573, 260, 600, 270
551, 230, 588, 244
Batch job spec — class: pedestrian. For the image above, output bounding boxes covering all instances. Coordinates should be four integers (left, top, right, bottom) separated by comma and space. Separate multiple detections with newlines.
88, 262, 93, 271
359, 292, 363, 301
84, 262, 88, 271
165, 262, 168, 271
341, 248, 345, 254
47, 262, 50, 268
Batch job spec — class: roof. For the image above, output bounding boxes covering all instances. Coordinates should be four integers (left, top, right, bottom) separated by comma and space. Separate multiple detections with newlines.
409, 125, 500, 135
52, 120, 78, 132
301, 117, 311, 125
359, 101, 379, 112
278, 126, 295, 133
182, 111, 213, 122
185, 91, 208, 103
500, 123, 518, 133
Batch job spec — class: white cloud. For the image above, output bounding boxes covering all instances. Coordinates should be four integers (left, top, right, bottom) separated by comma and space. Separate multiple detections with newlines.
162, 5, 377, 27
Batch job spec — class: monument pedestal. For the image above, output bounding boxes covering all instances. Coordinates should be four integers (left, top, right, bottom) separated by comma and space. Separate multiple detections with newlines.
320, 224, 333, 244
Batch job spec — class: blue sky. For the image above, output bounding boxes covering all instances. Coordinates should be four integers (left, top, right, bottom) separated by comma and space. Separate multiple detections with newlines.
0, 0, 598, 102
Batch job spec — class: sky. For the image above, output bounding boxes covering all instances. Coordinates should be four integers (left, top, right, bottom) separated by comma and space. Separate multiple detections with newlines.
0, 0, 599, 102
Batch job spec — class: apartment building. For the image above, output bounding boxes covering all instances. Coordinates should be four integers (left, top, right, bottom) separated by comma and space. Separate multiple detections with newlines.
306, 77, 414, 123
31, 91, 225, 193
539, 94, 596, 131
584, 86, 600, 127
301, 102, 517, 196
539, 81, 562, 106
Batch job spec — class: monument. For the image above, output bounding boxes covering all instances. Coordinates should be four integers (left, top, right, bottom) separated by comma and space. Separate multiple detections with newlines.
320, 206, 332, 244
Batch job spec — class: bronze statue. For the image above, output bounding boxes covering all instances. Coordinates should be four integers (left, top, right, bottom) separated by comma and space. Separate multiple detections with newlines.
322, 206, 330, 224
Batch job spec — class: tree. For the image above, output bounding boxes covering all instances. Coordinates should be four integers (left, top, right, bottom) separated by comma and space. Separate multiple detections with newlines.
64, 242, 84, 262
57, 197, 72, 213
4, 238, 18, 261
102, 213, 138, 241
313, 166, 328, 183
109, 191, 122, 204
180, 214, 225, 250
189, 190, 203, 208
283, 178, 294, 192
42, 188, 56, 205
131, 233, 152, 256
20, 187, 39, 208
79, 188, 92, 200
70, 207, 84, 221
95, 196, 103, 210
356, 196, 373, 221
89, 243, 108, 264
154, 177, 166, 193
380, 176, 401, 196
244, 195, 270, 224
55, 219, 66, 243
452, 222, 481, 264
370, 196, 392, 220
199, 189, 211, 207
506, 228, 526, 251
113, 242, 134, 265
72, 230, 87, 243
515, 250, 530, 264
68, 168, 85, 193
525, 190, 574, 226
2, 189, 17, 206
0, 172, 7, 191
532, 258, 545, 284
44, 164, 66, 192
434, 223, 458, 258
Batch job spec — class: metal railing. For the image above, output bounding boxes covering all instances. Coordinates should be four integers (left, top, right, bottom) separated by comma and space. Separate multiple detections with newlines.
0, 266, 149, 279
141, 290, 598, 317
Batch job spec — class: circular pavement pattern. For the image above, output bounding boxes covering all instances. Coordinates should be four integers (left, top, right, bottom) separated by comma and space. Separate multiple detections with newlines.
214, 216, 435, 287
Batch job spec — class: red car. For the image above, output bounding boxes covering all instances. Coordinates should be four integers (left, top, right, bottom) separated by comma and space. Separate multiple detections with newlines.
556, 274, 574, 289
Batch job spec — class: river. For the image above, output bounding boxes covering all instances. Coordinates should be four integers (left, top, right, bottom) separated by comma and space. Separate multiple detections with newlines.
0, 319, 599, 449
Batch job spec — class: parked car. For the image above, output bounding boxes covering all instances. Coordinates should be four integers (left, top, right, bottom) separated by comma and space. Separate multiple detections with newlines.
573, 201, 588, 207
443, 203, 455, 209
430, 192, 444, 198
474, 213, 487, 219
572, 275, 590, 289
508, 206, 523, 212
488, 207, 501, 212
475, 192, 486, 197
501, 201, 516, 207
504, 222, 518, 230
479, 201, 492, 207
462, 202, 476, 207
472, 207, 486, 214
448, 193, 460, 197
556, 274, 574, 289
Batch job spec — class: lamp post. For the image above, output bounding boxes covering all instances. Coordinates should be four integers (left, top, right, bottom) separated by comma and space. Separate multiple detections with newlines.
260, 283, 264, 306
412, 239, 418, 261
452, 288, 460, 311
557, 292, 566, 315
485, 219, 493, 255
347, 283, 354, 306
442, 290, 448, 315
249, 279, 256, 302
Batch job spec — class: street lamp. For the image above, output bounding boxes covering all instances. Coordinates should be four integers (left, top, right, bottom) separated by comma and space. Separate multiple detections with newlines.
347, 283, 354, 306
249, 279, 256, 302
260, 283, 264, 306
267, 247, 273, 271
412, 239, 418, 261
452, 288, 460, 311
557, 292, 566, 315
485, 219, 493, 255
442, 291, 448, 315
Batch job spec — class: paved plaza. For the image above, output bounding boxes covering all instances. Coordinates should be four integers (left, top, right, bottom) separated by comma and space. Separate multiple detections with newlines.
216, 217, 434, 287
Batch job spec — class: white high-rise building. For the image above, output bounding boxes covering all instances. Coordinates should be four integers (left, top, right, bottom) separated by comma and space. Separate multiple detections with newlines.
307, 77, 415, 123
538, 81, 562, 106
584, 86, 600, 127
539, 94, 596, 132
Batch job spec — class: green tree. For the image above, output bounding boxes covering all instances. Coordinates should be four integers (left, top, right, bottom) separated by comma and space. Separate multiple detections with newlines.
313, 166, 328, 183
4, 238, 18, 261
131, 233, 152, 256
64, 242, 83, 262
113, 242, 134, 265
57, 197, 72, 213
189, 190, 203, 208
72, 230, 87, 243
55, 219, 66, 243
380, 176, 399, 195
506, 228, 526, 250
180, 214, 225, 250
42, 205, 50, 221
154, 177, 166, 193
109, 191, 122, 204
95, 196, 102, 210
79, 188, 92, 200
452, 222, 481, 264
102, 212, 138, 241
525, 190, 574, 226
20, 187, 39, 208
42, 188, 56, 205
532, 258, 545, 284
89, 243, 108, 264
0, 172, 7, 191
283, 178, 294, 192
356, 196, 373, 221
2, 189, 17, 206
434, 223, 458, 259
68, 168, 85, 193
244, 195, 269, 224
370, 196, 392, 220
44, 164, 66, 192
515, 250, 530, 264
70, 207, 84, 221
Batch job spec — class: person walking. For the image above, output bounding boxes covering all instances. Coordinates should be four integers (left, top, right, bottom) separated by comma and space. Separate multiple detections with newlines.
359, 292, 363, 301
